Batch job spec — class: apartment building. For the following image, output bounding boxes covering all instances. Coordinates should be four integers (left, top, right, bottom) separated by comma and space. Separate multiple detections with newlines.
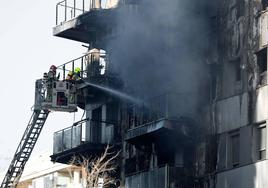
47, 0, 268, 187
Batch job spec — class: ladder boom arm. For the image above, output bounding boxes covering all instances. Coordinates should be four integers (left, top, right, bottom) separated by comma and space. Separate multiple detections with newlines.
0, 110, 49, 188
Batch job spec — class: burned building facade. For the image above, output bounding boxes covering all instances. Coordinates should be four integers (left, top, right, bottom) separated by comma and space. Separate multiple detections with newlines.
211, 0, 268, 187
49, 0, 268, 187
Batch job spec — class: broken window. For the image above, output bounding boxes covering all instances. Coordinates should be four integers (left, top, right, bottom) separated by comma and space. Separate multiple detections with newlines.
230, 131, 240, 167
262, 0, 268, 10
257, 123, 266, 160
257, 47, 267, 85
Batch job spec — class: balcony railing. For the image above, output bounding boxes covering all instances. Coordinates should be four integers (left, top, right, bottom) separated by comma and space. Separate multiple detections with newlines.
56, 0, 92, 25
125, 165, 193, 188
126, 93, 195, 129
56, 0, 120, 25
56, 51, 109, 81
53, 118, 116, 154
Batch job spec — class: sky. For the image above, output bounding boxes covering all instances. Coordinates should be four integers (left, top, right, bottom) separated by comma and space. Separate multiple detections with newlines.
0, 0, 86, 172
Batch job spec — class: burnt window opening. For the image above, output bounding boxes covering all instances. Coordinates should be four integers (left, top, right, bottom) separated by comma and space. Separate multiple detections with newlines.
229, 131, 240, 168
262, 0, 268, 10
257, 48, 267, 85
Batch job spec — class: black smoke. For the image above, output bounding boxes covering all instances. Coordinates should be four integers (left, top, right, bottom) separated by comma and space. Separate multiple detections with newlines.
107, 0, 216, 112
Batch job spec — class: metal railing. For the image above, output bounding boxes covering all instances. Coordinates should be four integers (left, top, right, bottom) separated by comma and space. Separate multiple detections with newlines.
125, 165, 191, 188
53, 118, 115, 154
56, 52, 109, 81
126, 93, 193, 129
56, 0, 87, 25
55, 0, 121, 25
56, 0, 110, 25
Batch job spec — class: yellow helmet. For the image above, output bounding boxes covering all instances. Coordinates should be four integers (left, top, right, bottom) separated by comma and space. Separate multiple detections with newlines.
74, 67, 81, 73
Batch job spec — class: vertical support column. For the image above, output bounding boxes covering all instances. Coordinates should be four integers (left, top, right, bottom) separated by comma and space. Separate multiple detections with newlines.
72, 61, 74, 73
81, 57, 84, 78
165, 165, 169, 188
101, 104, 107, 143
85, 104, 92, 142
56, 3, 59, 25
63, 64, 66, 80
83, 0, 85, 13
65, 0, 67, 22
74, 0, 76, 17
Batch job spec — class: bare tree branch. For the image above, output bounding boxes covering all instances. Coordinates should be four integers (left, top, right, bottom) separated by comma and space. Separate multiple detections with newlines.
68, 145, 120, 188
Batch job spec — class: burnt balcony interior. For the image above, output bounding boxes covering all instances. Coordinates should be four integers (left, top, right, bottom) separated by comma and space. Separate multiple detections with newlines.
124, 136, 196, 177
125, 93, 196, 145
51, 101, 120, 164
124, 94, 196, 179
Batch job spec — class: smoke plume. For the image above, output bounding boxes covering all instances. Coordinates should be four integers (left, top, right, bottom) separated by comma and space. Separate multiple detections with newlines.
107, 0, 216, 113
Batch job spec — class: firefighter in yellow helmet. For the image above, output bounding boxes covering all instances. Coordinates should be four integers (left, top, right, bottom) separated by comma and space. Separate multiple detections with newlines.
66, 71, 74, 80
73, 67, 81, 80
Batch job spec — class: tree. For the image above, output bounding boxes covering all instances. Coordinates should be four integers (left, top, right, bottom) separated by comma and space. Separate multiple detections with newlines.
69, 145, 120, 188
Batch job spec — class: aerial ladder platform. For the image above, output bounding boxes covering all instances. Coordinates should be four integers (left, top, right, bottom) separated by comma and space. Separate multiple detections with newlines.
0, 78, 78, 188
0, 110, 49, 188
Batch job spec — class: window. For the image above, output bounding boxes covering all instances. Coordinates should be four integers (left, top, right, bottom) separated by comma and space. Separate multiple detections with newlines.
262, 0, 268, 10
230, 132, 240, 167
257, 48, 267, 85
257, 124, 266, 160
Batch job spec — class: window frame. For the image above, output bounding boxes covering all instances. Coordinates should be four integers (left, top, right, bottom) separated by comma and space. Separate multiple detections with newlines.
229, 130, 240, 168
257, 123, 267, 161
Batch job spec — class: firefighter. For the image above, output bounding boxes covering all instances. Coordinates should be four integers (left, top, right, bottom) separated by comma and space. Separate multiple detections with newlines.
43, 72, 48, 80
66, 71, 74, 80
47, 65, 60, 80
46, 65, 58, 102
73, 67, 81, 80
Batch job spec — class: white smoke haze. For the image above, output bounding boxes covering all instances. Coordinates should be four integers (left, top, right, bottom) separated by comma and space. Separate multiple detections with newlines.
107, 0, 216, 113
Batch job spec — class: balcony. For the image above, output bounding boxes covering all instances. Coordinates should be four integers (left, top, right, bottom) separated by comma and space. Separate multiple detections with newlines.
125, 94, 195, 146
56, 51, 122, 107
54, 0, 119, 45
125, 165, 194, 188
50, 118, 118, 164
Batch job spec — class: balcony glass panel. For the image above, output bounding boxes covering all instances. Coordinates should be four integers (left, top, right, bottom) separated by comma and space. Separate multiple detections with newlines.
53, 120, 115, 154
63, 127, 72, 151
53, 131, 63, 154
125, 166, 188, 188
72, 124, 82, 148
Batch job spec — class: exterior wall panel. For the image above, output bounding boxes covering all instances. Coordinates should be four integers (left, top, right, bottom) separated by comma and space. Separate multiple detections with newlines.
216, 160, 268, 188
216, 93, 248, 134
